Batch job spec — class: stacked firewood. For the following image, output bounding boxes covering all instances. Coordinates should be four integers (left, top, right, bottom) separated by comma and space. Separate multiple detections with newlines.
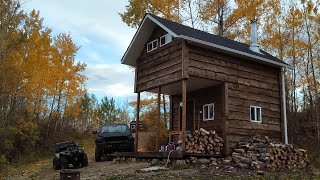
232, 135, 309, 169
185, 128, 223, 155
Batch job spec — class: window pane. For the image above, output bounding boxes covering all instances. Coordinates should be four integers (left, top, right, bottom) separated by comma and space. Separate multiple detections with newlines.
147, 43, 152, 51
250, 107, 255, 121
256, 108, 261, 122
153, 40, 157, 48
209, 104, 214, 119
160, 37, 165, 45
203, 105, 208, 120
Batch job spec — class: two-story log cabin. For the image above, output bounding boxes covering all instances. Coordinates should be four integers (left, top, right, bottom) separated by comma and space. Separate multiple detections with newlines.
121, 14, 292, 155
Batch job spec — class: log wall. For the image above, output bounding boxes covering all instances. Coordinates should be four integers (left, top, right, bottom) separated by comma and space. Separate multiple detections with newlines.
136, 27, 182, 92
187, 44, 282, 154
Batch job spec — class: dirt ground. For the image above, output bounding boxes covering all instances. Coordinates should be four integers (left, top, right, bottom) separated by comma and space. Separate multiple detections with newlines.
5, 156, 150, 180
4, 154, 319, 180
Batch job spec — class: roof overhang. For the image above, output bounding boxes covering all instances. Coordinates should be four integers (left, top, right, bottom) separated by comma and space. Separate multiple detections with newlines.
121, 14, 177, 67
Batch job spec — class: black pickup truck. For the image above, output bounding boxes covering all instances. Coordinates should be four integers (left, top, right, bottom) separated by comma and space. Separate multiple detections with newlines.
94, 124, 135, 162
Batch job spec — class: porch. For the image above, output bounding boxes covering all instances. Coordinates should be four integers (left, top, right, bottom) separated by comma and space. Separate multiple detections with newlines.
133, 76, 229, 156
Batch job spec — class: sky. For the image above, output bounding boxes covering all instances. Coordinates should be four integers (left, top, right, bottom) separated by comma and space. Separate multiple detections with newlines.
23, 0, 137, 101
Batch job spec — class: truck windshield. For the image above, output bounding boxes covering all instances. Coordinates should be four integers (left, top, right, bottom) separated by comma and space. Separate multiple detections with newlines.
100, 125, 129, 133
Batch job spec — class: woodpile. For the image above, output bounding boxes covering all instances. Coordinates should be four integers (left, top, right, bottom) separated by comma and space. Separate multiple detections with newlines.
185, 128, 223, 155
232, 135, 309, 169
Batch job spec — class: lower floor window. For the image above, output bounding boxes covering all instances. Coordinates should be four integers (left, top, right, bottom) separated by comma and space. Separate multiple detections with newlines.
250, 106, 262, 122
203, 103, 214, 120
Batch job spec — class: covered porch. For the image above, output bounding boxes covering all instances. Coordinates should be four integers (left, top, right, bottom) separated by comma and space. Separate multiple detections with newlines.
133, 76, 229, 156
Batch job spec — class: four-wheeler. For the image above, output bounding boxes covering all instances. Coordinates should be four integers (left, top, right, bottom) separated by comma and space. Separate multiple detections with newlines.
52, 141, 88, 170
94, 123, 135, 162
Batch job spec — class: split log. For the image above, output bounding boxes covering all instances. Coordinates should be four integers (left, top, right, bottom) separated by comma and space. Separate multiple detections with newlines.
185, 128, 223, 155
231, 135, 309, 169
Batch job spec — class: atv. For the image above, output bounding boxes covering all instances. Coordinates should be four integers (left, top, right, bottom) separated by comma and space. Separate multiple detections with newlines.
52, 141, 88, 170
93, 123, 134, 162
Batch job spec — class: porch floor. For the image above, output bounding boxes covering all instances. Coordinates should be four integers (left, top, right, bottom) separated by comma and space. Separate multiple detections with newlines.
113, 151, 223, 159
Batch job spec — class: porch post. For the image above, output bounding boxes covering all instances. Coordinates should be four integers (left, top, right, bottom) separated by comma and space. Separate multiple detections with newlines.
135, 92, 140, 152
156, 87, 161, 151
181, 79, 187, 151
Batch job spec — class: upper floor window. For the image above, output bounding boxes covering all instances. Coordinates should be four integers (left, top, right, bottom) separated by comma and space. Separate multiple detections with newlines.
147, 39, 158, 52
250, 106, 262, 123
203, 103, 214, 121
160, 33, 172, 47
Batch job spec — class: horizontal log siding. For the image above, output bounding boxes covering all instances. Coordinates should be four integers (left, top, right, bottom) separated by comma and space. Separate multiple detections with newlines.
136, 38, 183, 92
187, 44, 282, 153
172, 86, 223, 134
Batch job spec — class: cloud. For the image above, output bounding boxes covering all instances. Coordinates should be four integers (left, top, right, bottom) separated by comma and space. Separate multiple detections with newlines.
85, 64, 135, 98
23, 0, 135, 53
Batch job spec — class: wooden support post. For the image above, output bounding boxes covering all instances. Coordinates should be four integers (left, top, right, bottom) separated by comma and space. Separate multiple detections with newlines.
135, 92, 140, 152
156, 87, 161, 152
169, 95, 173, 142
181, 79, 187, 151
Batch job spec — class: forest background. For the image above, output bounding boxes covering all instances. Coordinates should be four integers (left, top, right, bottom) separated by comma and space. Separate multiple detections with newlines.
1, 0, 320, 171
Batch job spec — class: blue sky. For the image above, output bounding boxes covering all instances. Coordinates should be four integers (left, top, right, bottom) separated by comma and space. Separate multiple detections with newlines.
23, 0, 137, 101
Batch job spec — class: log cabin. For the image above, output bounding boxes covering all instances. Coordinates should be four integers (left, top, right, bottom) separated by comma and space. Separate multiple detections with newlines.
121, 14, 293, 155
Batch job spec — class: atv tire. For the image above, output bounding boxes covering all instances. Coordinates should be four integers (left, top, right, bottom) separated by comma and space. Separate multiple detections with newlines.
82, 153, 88, 167
60, 156, 69, 169
53, 156, 61, 170
95, 146, 102, 162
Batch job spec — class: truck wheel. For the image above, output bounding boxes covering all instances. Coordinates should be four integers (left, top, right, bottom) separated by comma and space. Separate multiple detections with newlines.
60, 157, 69, 169
82, 153, 88, 167
53, 157, 61, 170
95, 147, 102, 162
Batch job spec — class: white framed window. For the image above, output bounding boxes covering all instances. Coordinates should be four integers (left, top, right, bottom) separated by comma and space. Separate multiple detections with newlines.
160, 33, 172, 47
147, 39, 158, 52
203, 103, 214, 121
250, 106, 262, 123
